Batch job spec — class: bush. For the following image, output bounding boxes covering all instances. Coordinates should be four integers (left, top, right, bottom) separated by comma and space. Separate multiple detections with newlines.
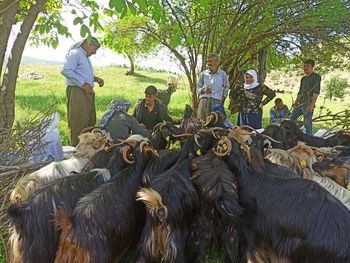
325, 76, 349, 100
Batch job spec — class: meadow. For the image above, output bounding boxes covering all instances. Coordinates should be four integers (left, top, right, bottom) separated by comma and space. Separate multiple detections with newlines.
15, 64, 349, 146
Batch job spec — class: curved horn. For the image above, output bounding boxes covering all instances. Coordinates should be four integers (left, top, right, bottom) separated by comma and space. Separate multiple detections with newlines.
213, 137, 232, 157
239, 125, 256, 131
194, 134, 202, 147
121, 146, 134, 164
261, 134, 282, 144
139, 140, 149, 153
172, 132, 193, 138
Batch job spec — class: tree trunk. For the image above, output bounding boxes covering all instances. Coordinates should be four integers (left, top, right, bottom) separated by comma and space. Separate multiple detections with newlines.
125, 53, 135, 75
258, 47, 268, 84
0, 0, 48, 129
0, 0, 20, 79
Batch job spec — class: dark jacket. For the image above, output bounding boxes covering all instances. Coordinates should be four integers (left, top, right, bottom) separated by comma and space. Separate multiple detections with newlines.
133, 99, 172, 130
231, 84, 276, 114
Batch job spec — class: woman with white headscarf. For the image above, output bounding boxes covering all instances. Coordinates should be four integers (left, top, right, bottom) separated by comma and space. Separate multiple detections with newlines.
230, 69, 276, 129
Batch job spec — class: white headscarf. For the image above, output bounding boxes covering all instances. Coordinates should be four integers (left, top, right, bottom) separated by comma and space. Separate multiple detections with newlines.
243, 69, 260, 90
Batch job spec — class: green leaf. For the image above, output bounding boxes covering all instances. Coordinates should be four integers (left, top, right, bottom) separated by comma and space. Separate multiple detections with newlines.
73, 17, 83, 25
80, 24, 91, 37
71, 9, 77, 15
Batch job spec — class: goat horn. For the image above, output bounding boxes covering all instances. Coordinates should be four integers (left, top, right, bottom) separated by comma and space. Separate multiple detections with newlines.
239, 125, 256, 131
213, 137, 232, 157
172, 133, 193, 138
139, 140, 149, 153
142, 144, 159, 156
194, 134, 202, 147
261, 134, 282, 144
121, 146, 134, 164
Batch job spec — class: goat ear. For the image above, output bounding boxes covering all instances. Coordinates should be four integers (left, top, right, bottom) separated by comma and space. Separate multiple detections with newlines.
312, 148, 324, 161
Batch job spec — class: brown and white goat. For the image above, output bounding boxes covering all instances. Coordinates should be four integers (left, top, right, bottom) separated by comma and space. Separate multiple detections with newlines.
54, 142, 157, 263
136, 137, 199, 263
10, 129, 109, 203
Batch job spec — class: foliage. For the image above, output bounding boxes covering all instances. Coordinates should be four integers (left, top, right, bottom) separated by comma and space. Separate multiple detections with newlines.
325, 76, 349, 100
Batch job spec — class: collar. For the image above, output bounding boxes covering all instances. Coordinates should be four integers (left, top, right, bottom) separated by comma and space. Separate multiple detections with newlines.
79, 47, 88, 56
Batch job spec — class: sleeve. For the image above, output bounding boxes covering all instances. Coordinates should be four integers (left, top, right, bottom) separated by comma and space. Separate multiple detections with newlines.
313, 74, 321, 94
60, 50, 85, 87
196, 72, 205, 94
261, 84, 276, 105
270, 107, 277, 122
129, 116, 150, 137
222, 72, 230, 97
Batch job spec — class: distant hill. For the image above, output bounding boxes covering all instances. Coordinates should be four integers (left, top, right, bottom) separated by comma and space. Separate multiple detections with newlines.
20, 56, 62, 65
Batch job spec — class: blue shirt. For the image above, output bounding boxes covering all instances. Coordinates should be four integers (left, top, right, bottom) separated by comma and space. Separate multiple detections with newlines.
61, 47, 94, 88
197, 69, 229, 100
270, 105, 290, 123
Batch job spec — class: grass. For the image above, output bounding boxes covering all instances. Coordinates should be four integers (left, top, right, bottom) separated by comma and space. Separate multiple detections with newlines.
15, 65, 349, 145
2, 65, 348, 262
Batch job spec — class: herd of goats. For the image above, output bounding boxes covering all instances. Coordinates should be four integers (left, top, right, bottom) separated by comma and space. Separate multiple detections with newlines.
6, 105, 350, 263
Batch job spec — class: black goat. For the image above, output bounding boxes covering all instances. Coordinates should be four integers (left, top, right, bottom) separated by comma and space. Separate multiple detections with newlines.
190, 150, 244, 262
215, 137, 350, 263
149, 121, 186, 151
54, 145, 156, 263
7, 168, 112, 263
203, 111, 226, 128
263, 124, 290, 149
136, 137, 199, 263
181, 105, 204, 134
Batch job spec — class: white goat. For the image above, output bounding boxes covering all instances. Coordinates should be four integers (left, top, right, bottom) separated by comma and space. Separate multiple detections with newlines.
10, 130, 109, 203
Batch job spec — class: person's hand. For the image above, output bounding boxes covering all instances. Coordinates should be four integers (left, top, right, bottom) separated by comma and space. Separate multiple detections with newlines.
259, 103, 264, 110
307, 103, 315, 112
81, 82, 94, 94
202, 87, 212, 94
94, 77, 104, 87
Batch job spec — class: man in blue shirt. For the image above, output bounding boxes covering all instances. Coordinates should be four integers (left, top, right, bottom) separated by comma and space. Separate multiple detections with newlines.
61, 37, 104, 146
270, 98, 290, 123
196, 53, 230, 120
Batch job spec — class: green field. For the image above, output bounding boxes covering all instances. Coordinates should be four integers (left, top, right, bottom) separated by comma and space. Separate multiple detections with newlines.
15, 65, 349, 145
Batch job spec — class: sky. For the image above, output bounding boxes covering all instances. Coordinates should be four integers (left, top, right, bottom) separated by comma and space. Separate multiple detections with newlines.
6, 0, 183, 73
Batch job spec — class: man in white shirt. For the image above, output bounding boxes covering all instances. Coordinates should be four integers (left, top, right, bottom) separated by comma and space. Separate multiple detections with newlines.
196, 53, 230, 120
61, 37, 104, 146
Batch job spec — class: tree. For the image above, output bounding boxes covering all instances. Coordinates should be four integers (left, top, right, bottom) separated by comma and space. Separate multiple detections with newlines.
107, 0, 350, 112
102, 15, 158, 75
0, 0, 102, 130
325, 76, 349, 100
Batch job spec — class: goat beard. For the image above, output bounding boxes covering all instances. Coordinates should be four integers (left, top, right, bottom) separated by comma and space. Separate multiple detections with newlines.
246, 146, 266, 173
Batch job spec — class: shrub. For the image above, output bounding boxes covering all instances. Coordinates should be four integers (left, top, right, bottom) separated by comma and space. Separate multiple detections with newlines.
325, 76, 349, 100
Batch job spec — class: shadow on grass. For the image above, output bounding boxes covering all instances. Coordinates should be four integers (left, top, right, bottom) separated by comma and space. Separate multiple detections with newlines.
130, 73, 167, 86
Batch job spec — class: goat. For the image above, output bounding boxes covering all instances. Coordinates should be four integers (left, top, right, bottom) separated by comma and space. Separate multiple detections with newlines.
7, 168, 112, 263
136, 137, 199, 263
180, 104, 204, 134
190, 150, 244, 262
262, 124, 290, 149
54, 143, 157, 263
10, 129, 109, 203
214, 137, 350, 263
203, 111, 226, 128
280, 120, 350, 148
265, 145, 350, 210
149, 121, 189, 151
156, 75, 179, 108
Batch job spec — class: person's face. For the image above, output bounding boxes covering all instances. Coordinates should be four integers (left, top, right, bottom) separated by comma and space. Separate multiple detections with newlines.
145, 94, 156, 105
275, 101, 284, 110
245, 73, 254, 85
207, 57, 219, 72
303, 63, 313, 75
83, 43, 98, 56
